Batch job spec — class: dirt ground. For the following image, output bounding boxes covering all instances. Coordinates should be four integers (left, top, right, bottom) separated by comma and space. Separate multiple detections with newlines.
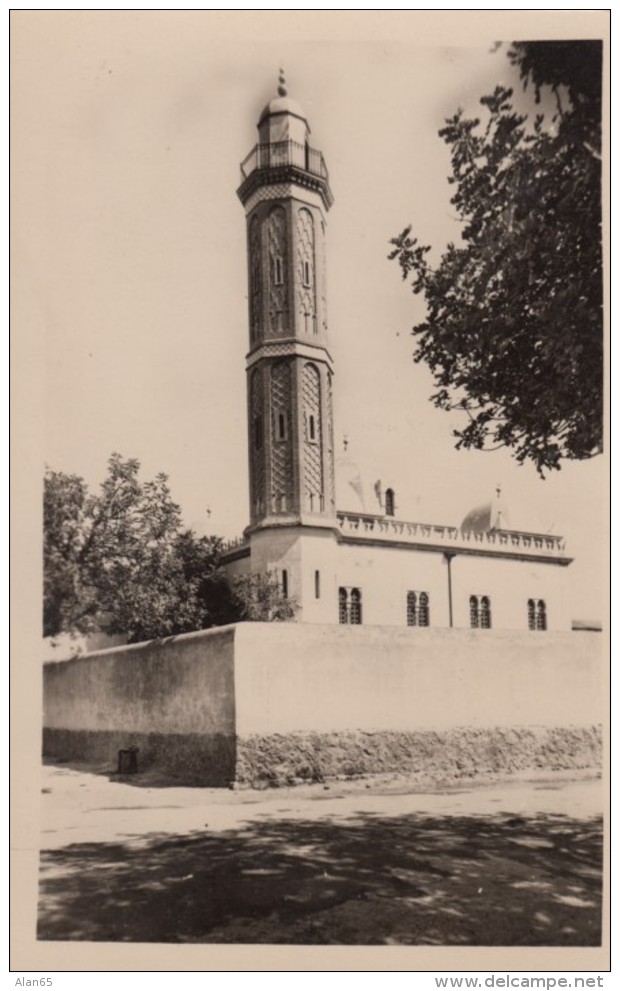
36, 762, 604, 946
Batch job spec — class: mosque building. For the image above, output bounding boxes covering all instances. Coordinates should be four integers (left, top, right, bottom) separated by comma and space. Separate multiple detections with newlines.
221, 74, 572, 631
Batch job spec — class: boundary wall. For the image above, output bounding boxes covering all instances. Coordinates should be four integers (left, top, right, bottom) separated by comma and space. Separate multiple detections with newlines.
43, 624, 603, 786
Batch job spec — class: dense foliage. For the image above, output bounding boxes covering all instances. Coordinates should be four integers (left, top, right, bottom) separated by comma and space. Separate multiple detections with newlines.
389, 41, 603, 474
44, 454, 293, 643
230, 572, 296, 622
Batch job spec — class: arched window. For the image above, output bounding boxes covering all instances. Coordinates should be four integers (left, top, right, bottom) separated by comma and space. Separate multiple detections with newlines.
339, 587, 362, 624
527, 598, 536, 630
470, 594, 491, 629
338, 587, 348, 624
480, 596, 492, 629
406, 591, 417, 626
350, 588, 362, 625
385, 488, 395, 517
282, 569, 288, 599
418, 592, 430, 627
408, 590, 429, 626
536, 599, 547, 631
469, 595, 479, 628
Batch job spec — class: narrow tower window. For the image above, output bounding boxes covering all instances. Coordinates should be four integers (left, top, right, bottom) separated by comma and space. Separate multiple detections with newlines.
385, 488, 395, 517
277, 411, 287, 441
274, 256, 283, 285
254, 415, 263, 450
308, 414, 316, 441
303, 260, 312, 287
282, 569, 288, 599
315, 570, 321, 599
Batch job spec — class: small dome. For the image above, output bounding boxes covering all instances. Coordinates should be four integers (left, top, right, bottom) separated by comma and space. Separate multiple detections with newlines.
461, 487, 511, 534
259, 94, 307, 124
259, 70, 307, 125
335, 452, 368, 514
461, 502, 503, 535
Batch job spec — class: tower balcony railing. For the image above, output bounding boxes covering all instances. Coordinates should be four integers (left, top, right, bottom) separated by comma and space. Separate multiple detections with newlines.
336, 512, 568, 558
240, 140, 329, 182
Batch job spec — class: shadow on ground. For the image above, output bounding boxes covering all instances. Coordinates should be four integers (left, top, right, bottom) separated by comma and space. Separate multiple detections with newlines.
37, 811, 602, 945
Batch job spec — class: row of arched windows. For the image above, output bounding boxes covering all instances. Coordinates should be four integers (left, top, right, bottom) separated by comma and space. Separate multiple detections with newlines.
278, 580, 547, 630
469, 596, 548, 630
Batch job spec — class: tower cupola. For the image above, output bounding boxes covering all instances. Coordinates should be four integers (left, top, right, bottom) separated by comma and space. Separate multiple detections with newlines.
257, 70, 310, 147
238, 70, 333, 212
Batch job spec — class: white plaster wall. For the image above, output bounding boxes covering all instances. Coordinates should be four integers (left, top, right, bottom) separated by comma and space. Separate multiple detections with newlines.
451, 554, 571, 631
243, 527, 572, 630
335, 542, 450, 627
233, 624, 603, 735
249, 525, 339, 623
44, 626, 237, 734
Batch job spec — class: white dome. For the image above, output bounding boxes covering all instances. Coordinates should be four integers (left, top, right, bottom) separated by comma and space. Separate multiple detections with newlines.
460, 487, 548, 535
259, 95, 307, 123
335, 453, 368, 514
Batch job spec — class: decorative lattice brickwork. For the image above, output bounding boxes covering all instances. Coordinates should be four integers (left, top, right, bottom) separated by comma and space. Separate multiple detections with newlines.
267, 207, 288, 335
297, 208, 316, 335
302, 362, 323, 511
270, 362, 293, 512
243, 185, 325, 216
250, 368, 264, 518
249, 216, 261, 342
325, 369, 335, 510
320, 218, 328, 335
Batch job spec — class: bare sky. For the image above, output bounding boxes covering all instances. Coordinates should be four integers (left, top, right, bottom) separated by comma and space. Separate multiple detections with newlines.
11, 10, 607, 621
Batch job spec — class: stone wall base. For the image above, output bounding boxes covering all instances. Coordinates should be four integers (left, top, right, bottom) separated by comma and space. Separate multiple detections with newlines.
235, 725, 603, 788
42, 728, 236, 787
43, 724, 603, 790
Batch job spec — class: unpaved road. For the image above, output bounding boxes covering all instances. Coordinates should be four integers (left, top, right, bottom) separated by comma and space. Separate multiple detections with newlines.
36, 764, 604, 946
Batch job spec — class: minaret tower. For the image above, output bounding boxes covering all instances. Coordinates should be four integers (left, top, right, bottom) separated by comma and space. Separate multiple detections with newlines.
238, 71, 336, 530
236, 72, 338, 618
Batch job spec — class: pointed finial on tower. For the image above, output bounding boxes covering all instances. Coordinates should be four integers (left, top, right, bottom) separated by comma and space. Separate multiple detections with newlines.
277, 68, 287, 97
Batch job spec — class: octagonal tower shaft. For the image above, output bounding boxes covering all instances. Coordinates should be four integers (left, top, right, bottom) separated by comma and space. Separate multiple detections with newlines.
238, 84, 336, 533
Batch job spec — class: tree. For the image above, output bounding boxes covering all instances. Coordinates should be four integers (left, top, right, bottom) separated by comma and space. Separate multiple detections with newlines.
389, 40, 603, 474
230, 571, 296, 622
44, 453, 238, 642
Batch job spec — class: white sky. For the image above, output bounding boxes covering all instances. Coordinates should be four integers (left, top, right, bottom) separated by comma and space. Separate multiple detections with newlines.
11, 10, 607, 621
